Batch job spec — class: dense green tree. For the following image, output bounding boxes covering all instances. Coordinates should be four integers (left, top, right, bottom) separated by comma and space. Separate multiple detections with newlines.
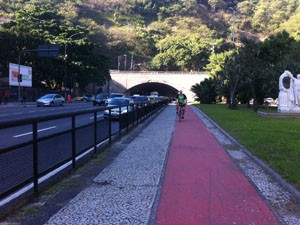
223, 52, 241, 109
150, 18, 217, 71
279, 7, 300, 41
151, 33, 212, 70
204, 49, 240, 108
2, 0, 300, 99
205, 50, 232, 101
208, 0, 226, 12
0, 0, 109, 92
191, 77, 217, 104
249, 0, 299, 36
204, 32, 300, 109
235, 37, 265, 107
259, 31, 300, 98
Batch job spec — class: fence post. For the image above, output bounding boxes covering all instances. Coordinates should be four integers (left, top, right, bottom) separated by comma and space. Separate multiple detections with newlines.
32, 122, 39, 196
108, 109, 112, 144
126, 105, 129, 133
72, 116, 76, 168
118, 106, 122, 138
94, 111, 97, 154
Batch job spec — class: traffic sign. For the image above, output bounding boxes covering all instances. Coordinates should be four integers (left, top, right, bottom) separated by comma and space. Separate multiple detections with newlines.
37, 44, 59, 57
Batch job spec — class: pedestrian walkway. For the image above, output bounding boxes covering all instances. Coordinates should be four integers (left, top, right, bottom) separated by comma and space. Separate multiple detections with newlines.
43, 105, 176, 225
38, 104, 286, 225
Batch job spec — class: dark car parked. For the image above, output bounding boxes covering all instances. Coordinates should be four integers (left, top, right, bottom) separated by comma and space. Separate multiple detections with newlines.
93, 93, 108, 106
109, 93, 124, 98
130, 95, 150, 103
82, 94, 94, 102
74, 94, 94, 102
104, 97, 134, 119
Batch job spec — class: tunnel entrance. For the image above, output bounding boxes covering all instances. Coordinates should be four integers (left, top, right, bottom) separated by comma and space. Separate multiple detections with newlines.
125, 82, 178, 98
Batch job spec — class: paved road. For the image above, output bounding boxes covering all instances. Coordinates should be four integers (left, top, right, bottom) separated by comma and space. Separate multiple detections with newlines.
0, 102, 99, 122
0, 102, 110, 148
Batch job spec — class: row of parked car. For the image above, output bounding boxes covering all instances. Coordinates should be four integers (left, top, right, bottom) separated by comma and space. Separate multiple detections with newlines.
36, 92, 168, 119
95, 93, 170, 119
96, 94, 168, 119
93, 93, 123, 106
92, 93, 167, 106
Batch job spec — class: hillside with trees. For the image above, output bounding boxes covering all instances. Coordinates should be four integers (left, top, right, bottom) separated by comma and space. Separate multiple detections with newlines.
1, 0, 300, 104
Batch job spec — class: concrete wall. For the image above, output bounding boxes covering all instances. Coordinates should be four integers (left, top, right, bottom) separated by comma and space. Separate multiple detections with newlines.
105, 71, 209, 101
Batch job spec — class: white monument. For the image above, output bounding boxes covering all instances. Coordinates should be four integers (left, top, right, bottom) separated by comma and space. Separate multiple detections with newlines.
278, 70, 300, 112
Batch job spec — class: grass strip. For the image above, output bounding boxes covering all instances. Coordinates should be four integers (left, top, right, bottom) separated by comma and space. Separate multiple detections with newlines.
195, 104, 300, 189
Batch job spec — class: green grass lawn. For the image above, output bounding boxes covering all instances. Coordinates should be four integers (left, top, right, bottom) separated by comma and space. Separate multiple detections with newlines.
195, 104, 300, 190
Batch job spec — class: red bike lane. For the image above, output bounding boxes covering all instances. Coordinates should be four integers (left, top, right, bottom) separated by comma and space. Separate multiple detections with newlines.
154, 106, 282, 225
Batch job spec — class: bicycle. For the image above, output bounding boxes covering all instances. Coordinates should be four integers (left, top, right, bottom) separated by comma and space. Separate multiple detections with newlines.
177, 104, 184, 122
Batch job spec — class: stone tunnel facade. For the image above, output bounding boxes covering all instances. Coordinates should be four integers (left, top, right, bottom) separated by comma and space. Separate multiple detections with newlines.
103, 71, 209, 101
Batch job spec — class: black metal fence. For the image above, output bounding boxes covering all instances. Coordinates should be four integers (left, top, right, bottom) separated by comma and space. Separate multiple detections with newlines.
0, 100, 167, 213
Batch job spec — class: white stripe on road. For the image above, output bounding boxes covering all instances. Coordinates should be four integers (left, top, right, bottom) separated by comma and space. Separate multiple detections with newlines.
89, 115, 103, 119
13, 126, 57, 138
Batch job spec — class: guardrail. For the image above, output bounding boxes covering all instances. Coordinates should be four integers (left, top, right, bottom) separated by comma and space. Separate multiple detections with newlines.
0, 100, 167, 214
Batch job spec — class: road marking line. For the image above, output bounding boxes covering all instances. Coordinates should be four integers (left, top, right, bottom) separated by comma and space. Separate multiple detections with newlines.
89, 115, 103, 119
13, 126, 57, 138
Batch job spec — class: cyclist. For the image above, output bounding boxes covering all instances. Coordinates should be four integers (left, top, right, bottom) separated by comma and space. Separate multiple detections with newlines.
176, 90, 187, 119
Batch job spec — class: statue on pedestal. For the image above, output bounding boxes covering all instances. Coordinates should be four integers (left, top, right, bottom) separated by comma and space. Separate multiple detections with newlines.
278, 70, 300, 112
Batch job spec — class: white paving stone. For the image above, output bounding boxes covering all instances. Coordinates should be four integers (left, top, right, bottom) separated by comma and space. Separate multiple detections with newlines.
44, 106, 176, 225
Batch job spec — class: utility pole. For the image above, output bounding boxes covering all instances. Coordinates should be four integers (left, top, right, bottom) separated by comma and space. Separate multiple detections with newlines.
124, 54, 127, 71
130, 54, 133, 71
231, 6, 237, 53
17, 46, 59, 103
63, 32, 84, 99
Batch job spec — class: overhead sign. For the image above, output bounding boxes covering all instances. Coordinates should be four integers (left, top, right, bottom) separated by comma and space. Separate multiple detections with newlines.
37, 44, 59, 57
9, 63, 32, 87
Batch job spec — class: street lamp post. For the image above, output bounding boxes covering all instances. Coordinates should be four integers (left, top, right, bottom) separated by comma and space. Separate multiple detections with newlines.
130, 54, 133, 71
124, 54, 127, 71
117, 56, 120, 71
63, 32, 83, 99
18, 51, 23, 103
17, 46, 59, 103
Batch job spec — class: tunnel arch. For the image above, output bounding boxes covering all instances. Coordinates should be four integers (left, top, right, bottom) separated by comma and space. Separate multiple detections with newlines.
106, 71, 209, 101
125, 82, 179, 98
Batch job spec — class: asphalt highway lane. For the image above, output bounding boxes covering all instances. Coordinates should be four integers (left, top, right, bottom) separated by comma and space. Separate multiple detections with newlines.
0, 103, 117, 149
0, 103, 120, 199
0, 102, 99, 122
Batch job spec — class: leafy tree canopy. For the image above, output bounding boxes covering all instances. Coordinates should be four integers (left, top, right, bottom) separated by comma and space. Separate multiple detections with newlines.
1, 0, 300, 99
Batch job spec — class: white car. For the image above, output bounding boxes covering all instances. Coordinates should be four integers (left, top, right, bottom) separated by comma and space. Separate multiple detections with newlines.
36, 94, 65, 107
104, 97, 134, 119
264, 97, 274, 105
